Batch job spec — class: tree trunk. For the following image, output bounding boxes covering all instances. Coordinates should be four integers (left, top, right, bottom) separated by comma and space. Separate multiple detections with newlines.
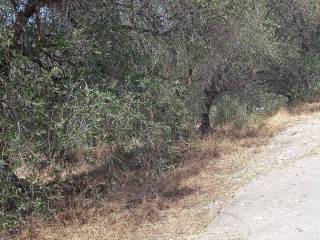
199, 87, 217, 135
199, 112, 211, 135
198, 65, 226, 135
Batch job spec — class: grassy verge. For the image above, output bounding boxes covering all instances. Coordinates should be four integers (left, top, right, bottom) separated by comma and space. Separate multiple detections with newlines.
13, 101, 320, 240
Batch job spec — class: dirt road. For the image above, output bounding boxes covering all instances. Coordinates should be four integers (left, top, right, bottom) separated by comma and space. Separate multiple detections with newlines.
198, 112, 320, 240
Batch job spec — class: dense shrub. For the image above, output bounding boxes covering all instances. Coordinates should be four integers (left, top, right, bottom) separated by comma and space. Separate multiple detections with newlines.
212, 92, 287, 132
58, 78, 190, 167
0, 75, 190, 225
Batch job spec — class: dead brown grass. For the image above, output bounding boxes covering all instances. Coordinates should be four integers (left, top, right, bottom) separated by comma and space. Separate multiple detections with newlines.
288, 100, 320, 115
15, 101, 319, 240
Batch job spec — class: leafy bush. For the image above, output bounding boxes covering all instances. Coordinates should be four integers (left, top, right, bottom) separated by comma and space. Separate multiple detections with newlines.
57, 78, 190, 169
212, 92, 286, 133
0, 76, 190, 229
212, 96, 251, 130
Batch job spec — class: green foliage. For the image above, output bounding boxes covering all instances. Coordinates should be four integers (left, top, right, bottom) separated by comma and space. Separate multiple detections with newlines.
57, 78, 190, 163
212, 92, 286, 131
213, 96, 247, 125
0, 161, 22, 231
0, 0, 193, 230
1, 0, 320, 232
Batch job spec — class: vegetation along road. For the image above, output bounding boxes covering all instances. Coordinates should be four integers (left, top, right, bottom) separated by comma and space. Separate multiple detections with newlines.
2, 0, 320, 238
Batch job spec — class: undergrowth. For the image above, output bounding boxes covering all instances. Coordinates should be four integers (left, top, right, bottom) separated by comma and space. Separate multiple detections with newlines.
11, 100, 320, 240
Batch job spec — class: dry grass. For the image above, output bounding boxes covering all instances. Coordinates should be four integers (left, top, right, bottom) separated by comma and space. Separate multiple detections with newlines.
288, 100, 320, 114
15, 101, 319, 240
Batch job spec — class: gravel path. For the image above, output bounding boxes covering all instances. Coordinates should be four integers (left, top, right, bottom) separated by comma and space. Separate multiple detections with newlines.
198, 112, 320, 240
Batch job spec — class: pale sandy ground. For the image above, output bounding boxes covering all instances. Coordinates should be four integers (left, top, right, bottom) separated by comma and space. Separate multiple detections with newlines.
198, 112, 320, 240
